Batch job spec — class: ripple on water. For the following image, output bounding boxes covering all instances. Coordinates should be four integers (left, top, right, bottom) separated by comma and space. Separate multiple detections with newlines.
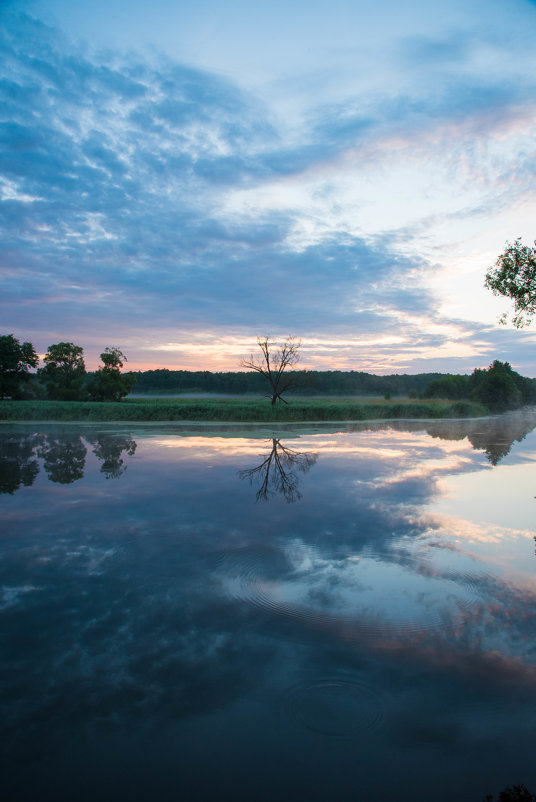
214, 544, 490, 637
280, 677, 385, 737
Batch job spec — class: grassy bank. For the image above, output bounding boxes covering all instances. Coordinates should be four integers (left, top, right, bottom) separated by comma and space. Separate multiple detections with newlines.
0, 397, 488, 422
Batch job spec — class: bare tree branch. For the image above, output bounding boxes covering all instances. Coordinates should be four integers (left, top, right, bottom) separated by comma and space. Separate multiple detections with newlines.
241, 336, 301, 405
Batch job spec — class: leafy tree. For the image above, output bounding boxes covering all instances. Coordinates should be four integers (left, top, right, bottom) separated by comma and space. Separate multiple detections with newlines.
469, 360, 522, 412
242, 336, 301, 405
485, 238, 536, 327
39, 342, 86, 400
87, 347, 137, 401
0, 334, 38, 400
100, 346, 126, 370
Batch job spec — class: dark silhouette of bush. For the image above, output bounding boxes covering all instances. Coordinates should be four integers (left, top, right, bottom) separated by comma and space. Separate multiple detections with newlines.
483, 783, 536, 801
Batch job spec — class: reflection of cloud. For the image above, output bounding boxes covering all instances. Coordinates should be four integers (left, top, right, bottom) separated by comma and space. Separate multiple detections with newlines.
423, 517, 534, 546
150, 436, 270, 456
0, 584, 41, 610
368, 455, 475, 489
3, 420, 536, 798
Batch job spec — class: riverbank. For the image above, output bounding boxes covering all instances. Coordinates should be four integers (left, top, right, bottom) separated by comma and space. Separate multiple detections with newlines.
0, 397, 488, 422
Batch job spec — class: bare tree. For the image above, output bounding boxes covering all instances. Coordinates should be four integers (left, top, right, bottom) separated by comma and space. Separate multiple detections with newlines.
242, 335, 301, 405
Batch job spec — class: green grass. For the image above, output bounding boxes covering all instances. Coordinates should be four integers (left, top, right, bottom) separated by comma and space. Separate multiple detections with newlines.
0, 397, 489, 422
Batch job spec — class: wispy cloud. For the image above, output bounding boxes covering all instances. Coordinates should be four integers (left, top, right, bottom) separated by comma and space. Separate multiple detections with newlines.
2, 4, 536, 371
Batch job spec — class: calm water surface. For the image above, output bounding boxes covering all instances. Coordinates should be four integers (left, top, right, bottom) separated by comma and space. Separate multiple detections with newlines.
2, 411, 536, 801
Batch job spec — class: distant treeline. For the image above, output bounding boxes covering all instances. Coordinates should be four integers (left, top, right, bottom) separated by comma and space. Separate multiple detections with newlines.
4, 326, 536, 417
132, 369, 444, 397
133, 361, 536, 413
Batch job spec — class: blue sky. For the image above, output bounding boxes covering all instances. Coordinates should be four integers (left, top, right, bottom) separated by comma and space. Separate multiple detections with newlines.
2, 0, 536, 372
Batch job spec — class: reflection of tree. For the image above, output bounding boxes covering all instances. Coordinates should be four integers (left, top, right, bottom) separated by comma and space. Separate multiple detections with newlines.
0, 433, 42, 494
239, 438, 317, 502
37, 435, 87, 484
91, 434, 137, 479
424, 409, 536, 465
0, 431, 138, 491
467, 430, 518, 466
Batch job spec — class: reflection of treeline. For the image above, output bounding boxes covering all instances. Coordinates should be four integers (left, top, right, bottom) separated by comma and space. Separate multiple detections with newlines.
423, 360, 536, 412
423, 408, 536, 465
0, 432, 137, 493
312, 408, 536, 466
375, 407, 536, 465
134, 369, 445, 396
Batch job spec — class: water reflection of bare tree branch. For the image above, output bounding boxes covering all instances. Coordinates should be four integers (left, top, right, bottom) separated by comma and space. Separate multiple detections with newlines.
239, 439, 318, 502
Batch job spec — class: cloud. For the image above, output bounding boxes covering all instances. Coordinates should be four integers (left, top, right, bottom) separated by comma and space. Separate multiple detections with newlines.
0, 17, 433, 343
2, 7, 536, 370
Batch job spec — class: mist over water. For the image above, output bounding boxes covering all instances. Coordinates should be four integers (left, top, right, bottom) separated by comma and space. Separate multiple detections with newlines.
2, 411, 536, 801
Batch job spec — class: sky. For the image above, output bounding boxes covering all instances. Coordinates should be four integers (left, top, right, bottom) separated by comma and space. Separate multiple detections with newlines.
2, 0, 536, 373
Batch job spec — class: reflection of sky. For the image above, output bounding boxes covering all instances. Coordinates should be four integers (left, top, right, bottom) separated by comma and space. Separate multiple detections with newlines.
434, 462, 536, 531
2, 416, 536, 801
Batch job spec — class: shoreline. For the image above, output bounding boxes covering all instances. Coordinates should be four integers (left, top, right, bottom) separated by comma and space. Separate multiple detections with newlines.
0, 398, 489, 424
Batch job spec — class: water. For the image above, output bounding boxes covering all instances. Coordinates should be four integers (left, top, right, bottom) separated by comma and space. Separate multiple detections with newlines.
2, 411, 536, 801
